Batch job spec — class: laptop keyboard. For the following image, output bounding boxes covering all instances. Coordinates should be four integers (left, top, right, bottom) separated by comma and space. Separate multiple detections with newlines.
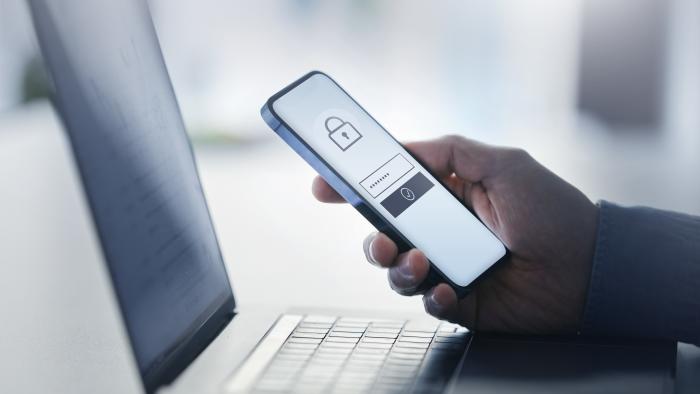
251, 315, 470, 393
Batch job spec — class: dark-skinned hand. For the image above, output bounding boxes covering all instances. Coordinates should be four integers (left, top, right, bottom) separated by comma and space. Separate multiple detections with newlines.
312, 135, 598, 334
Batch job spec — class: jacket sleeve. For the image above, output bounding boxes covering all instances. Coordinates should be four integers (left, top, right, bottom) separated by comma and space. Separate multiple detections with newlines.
582, 201, 700, 345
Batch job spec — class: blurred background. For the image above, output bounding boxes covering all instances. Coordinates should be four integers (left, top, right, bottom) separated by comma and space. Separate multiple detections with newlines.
1, 1, 699, 391
2, 0, 700, 307
2, 0, 699, 208
2, 0, 700, 318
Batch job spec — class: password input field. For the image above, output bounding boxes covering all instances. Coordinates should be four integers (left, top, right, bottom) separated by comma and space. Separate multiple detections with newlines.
360, 154, 414, 198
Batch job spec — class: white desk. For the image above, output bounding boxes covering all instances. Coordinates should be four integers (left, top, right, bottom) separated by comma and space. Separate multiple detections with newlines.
0, 102, 698, 393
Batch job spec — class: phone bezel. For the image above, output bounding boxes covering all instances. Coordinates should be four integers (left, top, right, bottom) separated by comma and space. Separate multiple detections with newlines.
262, 70, 510, 297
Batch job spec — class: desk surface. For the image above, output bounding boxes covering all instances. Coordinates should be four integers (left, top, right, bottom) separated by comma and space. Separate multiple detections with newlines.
0, 102, 698, 393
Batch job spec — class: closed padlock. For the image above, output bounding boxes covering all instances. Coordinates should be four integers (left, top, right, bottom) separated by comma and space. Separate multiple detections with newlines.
325, 116, 362, 151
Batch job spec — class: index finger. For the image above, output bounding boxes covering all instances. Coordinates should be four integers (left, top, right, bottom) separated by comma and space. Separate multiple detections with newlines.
312, 135, 498, 203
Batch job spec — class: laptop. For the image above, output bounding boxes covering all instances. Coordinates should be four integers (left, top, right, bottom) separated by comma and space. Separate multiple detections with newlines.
29, 2, 469, 393
29, 1, 678, 393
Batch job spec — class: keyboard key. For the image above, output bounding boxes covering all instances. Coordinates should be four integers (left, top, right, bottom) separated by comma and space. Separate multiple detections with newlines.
346, 361, 384, 370
325, 336, 360, 343
394, 341, 430, 349
295, 327, 330, 334
390, 346, 427, 355
366, 327, 401, 335
295, 382, 333, 392
404, 320, 439, 331
301, 366, 341, 376
397, 336, 432, 343
316, 346, 354, 354
333, 324, 369, 330
291, 332, 326, 339
320, 341, 357, 349
313, 353, 350, 362
386, 362, 424, 373
353, 352, 389, 362
383, 361, 419, 371
338, 370, 378, 381
369, 318, 404, 325
387, 355, 420, 363
353, 346, 390, 354
287, 337, 323, 345
308, 356, 346, 365
357, 342, 393, 349
336, 372, 377, 381
388, 352, 424, 360
333, 382, 375, 391
336, 317, 372, 325
401, 331, 435, 338
364, 332, 399, 339
331, 326, 367, 333
349, 352, 387, 361
298, 322, 334, 330
361, 337, 395, 344
328, 331, 363, 338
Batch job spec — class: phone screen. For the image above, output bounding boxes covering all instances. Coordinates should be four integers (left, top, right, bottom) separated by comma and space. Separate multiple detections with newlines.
271, 73, 505, 287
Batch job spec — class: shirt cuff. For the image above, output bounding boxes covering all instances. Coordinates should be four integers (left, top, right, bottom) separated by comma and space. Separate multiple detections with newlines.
581, 201, 700, 344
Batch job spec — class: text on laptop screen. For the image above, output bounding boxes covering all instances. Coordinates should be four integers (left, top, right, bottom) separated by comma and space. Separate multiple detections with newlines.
29, 0, 234, 379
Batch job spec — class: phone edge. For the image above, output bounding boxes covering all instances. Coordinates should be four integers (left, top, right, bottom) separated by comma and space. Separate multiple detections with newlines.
260, 70, 511, 299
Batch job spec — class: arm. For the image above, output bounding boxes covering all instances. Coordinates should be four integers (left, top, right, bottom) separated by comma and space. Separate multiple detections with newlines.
583, 201, 700, 345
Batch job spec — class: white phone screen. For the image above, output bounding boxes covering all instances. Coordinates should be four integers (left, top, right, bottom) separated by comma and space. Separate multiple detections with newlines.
272, 73, 506, 287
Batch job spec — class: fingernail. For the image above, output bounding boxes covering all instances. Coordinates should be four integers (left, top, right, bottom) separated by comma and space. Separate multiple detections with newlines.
395, 254, 415, 283
424, 289, 445, 317
364, 232, 380, 266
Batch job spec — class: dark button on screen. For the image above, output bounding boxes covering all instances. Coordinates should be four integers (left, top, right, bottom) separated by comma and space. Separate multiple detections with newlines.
380, 172, 434, 218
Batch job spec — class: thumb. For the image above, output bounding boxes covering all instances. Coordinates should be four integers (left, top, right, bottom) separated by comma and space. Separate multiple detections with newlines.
404, 135, 498, 183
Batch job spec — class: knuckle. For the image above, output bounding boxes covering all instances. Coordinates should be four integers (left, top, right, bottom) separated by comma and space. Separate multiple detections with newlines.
498, 147, 531, 166
507, 147, 531, 161
387, 272, 416, 296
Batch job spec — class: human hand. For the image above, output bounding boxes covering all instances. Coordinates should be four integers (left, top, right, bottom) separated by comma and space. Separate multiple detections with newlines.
312, 135, 598, 334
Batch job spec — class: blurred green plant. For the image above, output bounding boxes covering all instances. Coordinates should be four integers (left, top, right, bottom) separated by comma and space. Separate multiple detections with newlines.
21, 56, 51, 103
18, 54, 265, 147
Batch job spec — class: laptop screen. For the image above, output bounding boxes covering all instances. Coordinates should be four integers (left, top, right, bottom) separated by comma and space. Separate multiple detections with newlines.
29, 0, 234, 388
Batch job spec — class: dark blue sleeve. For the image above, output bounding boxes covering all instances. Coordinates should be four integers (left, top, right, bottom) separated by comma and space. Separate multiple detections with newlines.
581, 201, 700, 344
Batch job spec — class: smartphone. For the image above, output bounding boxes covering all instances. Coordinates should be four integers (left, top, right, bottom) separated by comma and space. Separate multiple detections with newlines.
261, 71, 507, 297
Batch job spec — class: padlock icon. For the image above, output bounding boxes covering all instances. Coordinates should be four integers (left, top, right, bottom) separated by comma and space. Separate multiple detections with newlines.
325, 116, 362, 151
